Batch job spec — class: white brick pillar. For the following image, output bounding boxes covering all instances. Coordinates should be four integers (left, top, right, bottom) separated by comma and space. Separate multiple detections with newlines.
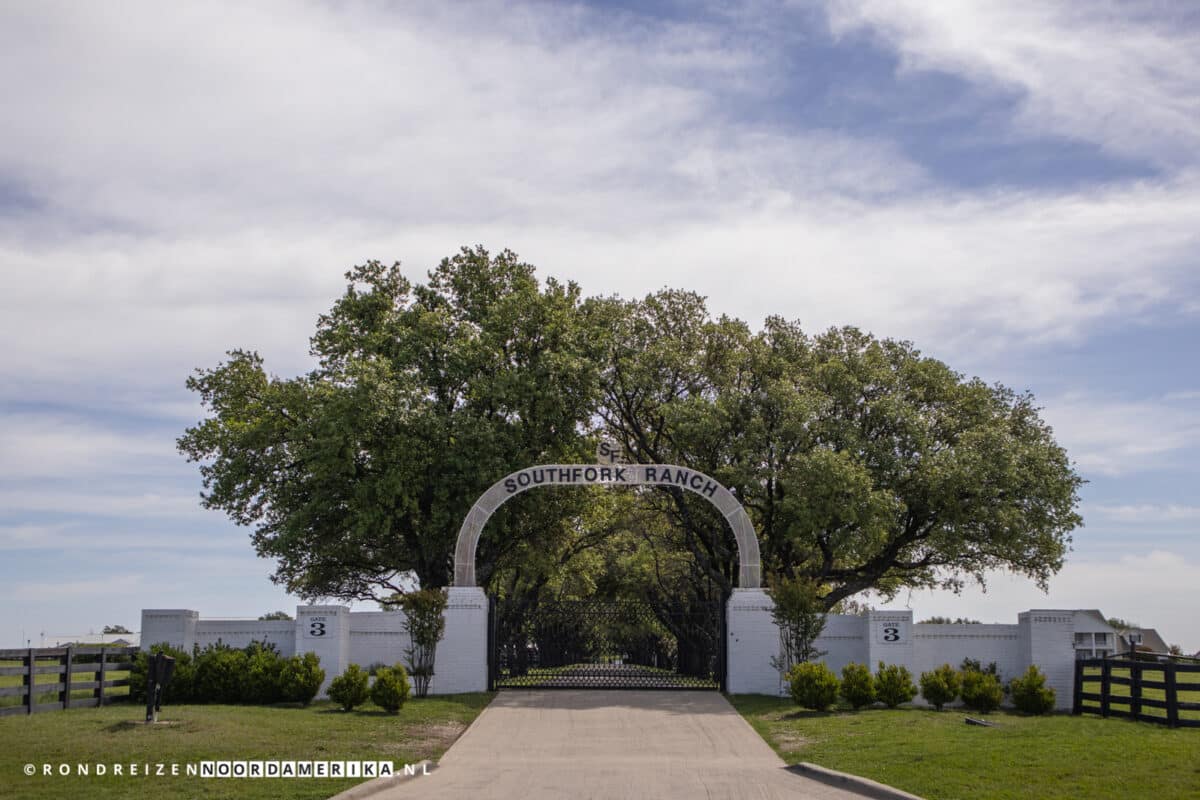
140, 609, 198, 652
296, 605, 349, 696
726, 589, 782, 695
1019, 610, 1076, 710
866, 610, 915, 674
430, 586, 488, 694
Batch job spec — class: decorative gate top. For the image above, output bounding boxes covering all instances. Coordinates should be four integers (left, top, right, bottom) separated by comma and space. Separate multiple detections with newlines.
452, 463, 761, 588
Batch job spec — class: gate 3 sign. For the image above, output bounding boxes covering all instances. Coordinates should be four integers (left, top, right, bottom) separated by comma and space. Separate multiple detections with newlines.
874, 615, 910, 645
502, 464, 720, 498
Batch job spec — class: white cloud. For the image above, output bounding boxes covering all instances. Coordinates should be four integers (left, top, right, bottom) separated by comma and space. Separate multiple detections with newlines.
1089, 504, 1200, 523
0, 1, 1196, 402
0, 412, 185, 479
1038, 393, 1200, 476
825, 0, 1200, 166
0, 521, 247, 552
0, 488, 204, 518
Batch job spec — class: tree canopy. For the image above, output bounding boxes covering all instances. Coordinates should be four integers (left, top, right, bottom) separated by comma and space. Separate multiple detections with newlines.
180, 246, 1083, 611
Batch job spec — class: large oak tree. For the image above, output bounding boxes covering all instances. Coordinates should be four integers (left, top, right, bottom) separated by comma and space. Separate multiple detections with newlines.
179, 247, 604, 598
600, 291, 1084, 609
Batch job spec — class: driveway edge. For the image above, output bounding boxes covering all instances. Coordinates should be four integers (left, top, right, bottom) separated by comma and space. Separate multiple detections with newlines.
786, 762, 926, 800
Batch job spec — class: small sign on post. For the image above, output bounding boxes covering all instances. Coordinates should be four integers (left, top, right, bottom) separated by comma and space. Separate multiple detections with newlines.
144, 652, 176, 723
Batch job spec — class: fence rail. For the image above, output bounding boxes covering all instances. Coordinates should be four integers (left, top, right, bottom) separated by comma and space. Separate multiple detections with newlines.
1074, 655, 1200, 728
0, 646, 138, 717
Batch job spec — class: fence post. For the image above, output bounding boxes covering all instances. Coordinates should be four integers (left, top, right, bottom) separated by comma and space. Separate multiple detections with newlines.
1165, 661, 1179, 728
1100, 660, 1111, 718
24, 648, 35, 715
62, 646, 73, 710
97, 648, 107, 706
1072, 660, 1083, 714
1130, 659, 1142, 721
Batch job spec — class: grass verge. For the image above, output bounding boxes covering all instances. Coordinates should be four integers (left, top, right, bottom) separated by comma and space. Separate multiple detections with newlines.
0, 693, 493, 800
731, 694, 1200, 800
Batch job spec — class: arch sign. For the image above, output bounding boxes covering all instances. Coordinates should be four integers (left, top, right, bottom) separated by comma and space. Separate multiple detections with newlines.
452, 462, 762, 588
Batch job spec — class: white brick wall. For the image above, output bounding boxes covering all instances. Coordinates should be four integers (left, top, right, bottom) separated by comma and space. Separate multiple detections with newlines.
193, 619, 296, 656
348, 611, 412, 670
296, 605, 350, 695
726, 589, 781, 695
141, 609, 197, 651
142, 599, 1083, 706
1020, 611, 1076, 710
813, 615, 868, 675
428, 587, 488, 694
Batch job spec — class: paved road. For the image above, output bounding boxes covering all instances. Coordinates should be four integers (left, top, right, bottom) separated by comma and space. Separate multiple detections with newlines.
371, 690, 883, 800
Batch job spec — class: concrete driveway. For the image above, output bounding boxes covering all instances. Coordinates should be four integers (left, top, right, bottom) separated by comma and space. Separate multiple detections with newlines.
368, 690, 896, 800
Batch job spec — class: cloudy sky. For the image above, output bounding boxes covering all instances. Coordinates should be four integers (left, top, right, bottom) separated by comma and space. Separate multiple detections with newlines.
2, 1, 1198, 651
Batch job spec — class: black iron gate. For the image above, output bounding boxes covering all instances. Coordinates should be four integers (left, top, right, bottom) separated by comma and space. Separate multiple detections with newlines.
488, 598, 725, 690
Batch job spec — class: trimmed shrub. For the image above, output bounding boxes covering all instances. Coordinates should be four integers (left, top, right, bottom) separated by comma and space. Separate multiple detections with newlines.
241, 642, 285, 704
919, 664, 961, 711
279, 652, 325, 706
371, 664, 412, 713
786, 662, 840, 711
1009, 665, 1056, 715
193, 644, 248, 704
129, 643, 195, 704
961, 669, 1003, 713
840, 662, 876, 710
874, 662, 917, 708
328, 664, 371, 712
961, 658, 1000, 678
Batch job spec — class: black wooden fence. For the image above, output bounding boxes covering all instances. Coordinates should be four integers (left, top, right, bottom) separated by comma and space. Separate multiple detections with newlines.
0, 646, 137, 717
1074, 654, 1200, 728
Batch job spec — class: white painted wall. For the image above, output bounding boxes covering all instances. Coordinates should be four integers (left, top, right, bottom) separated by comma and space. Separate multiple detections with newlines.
143, 599, 1088, 708
194, 619, 296, 656
141, 592, 489, 698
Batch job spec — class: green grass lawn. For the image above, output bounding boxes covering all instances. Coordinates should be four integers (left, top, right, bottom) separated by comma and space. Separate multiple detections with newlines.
0, 693, 493, 800
732, 695, 1200, 800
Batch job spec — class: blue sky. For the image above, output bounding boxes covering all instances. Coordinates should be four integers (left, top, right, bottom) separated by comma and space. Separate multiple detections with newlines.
2, 1, 1198, 650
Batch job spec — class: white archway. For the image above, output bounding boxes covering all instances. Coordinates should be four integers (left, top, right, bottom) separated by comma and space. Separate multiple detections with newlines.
452, 463, 762, 588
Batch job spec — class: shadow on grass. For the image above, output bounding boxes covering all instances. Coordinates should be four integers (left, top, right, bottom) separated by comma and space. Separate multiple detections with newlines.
102, 720, 143, 733
780, 709, 837, 721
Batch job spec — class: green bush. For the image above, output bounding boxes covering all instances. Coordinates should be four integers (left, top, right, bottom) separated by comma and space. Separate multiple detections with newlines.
786, 662, 840, 711
919, 664, 961, 711
240, 642, 285, 704
328, 664, 371, 712
193, 644, 249, 704
396, 589, 448, 698
279, 652, 325, 706
370, 664, 412, 713
874, 662, 917, 708
961, 669, 1004, 713
129, 643, 195, 704
840, 662, 876, 710
1009, 665, 1056, 715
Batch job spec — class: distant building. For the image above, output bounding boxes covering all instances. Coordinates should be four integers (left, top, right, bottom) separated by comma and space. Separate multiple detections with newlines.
1114, 627, 1169, 655
1071, 610, 1118, 659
